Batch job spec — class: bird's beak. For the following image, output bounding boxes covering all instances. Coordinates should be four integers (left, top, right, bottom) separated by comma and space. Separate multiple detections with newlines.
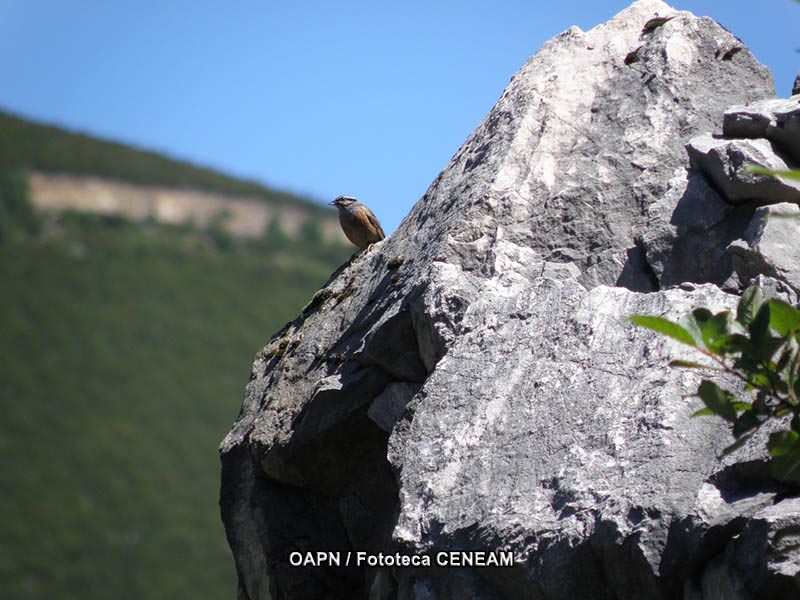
328, 200, 336, 206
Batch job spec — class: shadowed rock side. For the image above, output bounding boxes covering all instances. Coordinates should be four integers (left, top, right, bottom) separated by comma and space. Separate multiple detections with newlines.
220, 1, 800, 599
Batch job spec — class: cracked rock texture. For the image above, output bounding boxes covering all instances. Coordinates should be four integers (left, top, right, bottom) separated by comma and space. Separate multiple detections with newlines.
723, 96, 800, 163
683, 94, 800, 298
685, 135, 800, 205
219, 1, 799, 599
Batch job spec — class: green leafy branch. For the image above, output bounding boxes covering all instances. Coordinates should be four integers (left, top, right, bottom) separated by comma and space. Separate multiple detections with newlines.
745, 164, 800, 182
631, 286, 800, 483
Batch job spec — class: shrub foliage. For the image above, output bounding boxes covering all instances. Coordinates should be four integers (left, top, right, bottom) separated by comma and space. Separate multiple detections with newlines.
631, 286, 800, 483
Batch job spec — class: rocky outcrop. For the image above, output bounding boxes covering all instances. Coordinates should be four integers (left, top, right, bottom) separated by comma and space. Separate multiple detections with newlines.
723, 96, 800, 163
219, 1, 799, 599
685, 135, 800, 205
678, 95, 800, 297
728, 203, 800, 300
27, 171, 344, 242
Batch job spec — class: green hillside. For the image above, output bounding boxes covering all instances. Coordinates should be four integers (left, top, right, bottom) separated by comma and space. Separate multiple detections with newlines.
0, 150, 349, 596
0, 108, 325, 212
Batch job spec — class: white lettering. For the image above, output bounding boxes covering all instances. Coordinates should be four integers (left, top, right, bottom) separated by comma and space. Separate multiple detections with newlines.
435, 551, 515, 567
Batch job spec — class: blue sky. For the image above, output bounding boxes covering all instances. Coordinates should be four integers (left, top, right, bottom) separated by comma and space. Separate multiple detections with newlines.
1, 1, 797, 233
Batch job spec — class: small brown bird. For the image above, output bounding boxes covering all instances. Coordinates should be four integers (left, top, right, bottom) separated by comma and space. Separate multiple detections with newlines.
329, 195, 386, 250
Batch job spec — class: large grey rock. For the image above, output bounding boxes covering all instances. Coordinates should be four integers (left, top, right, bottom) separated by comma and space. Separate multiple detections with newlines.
388, 282, 782, 600
640, 167, 753, 291
728, 202, 800, 295
368, 382, 421, 433
723, 96, 800, 163
684, 498, 800, 600
219, 2, 798, 600
685, 134, 800, 204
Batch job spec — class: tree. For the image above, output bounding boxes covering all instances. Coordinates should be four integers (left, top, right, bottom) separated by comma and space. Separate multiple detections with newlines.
0, 169, 39, 243
299, 217, 324, 248
208, 208, 234, 251
263, 215, 289, 247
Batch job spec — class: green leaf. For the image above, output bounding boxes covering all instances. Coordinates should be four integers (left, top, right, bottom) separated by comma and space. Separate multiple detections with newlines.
733, 411, 760, 438
668, 359, 712, 369
752, 391, 770, 415
770, 376, 789, 397
776, 345, 794, 373
691, 407, 715, 417
767, 300, 800, 337
768, 431, 800, 482
711, 333, 750, 356
749, 303, 771, 347
768, 430, 800, 457
745, 164, 800, 181
680, 309, 713, 347
737, 285, 763, 328
756, 336, 787, 363
782, 338, 800, 402
772, 449, 800, 482
697, 380, 738, 422
629, 315, 696, 346
744, 369, 771, 389
735, 355, 759, 373
748, 304, 785, 361
691, 308, 713, 323
701, 312, 734, 354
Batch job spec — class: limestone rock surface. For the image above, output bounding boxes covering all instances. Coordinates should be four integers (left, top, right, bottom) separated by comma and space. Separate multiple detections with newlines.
728, 203, 800, 295
723, 96, 800, 163
219, 2, 800, 599
685, 135, 800, 205
682, 91, 800, 297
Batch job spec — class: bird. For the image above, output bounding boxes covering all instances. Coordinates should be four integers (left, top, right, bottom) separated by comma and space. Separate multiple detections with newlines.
329, 195, 386, 250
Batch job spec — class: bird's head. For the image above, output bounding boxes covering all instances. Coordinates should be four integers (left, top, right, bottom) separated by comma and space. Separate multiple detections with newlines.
329, 195, 359, 209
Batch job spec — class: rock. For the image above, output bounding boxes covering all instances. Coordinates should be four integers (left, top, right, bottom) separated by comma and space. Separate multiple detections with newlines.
389, 282, 791, 600
368, 382, 421, 433
685, 134, 800, 204
728, 202, 800, 295
793, 71, 800, 97
750, 274, 799, 305
640, 167, 753, 290
219, 1, 799, 599
723, 96, 800, 164
684, 498, 800, 600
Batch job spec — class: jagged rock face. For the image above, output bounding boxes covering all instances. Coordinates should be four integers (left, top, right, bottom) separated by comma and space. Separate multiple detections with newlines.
686, 135, 800, 205
219, 1, 800, 599
679, 95, 800, 298
729, 203, 800, 298
723, 96, 800, 164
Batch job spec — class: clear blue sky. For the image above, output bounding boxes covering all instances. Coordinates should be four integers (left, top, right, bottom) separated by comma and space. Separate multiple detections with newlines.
1, 1, 797, 233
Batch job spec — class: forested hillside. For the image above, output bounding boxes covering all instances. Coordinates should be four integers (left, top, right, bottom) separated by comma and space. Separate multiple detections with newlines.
0, 109, 324, 211
0, 119, 350, 598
